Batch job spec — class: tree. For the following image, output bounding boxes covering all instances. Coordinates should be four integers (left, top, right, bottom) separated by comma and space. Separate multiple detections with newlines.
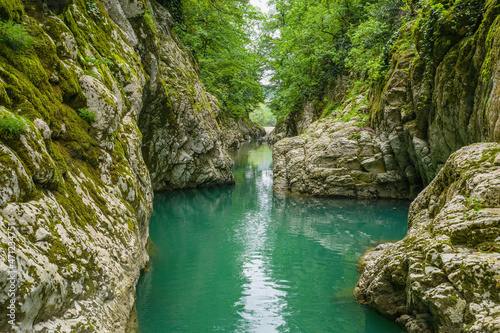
262, 0, 404, 120
170, 0, 265, 118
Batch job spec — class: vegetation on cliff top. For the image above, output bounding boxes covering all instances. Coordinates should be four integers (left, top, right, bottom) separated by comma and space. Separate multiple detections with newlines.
164, 0, 265, 119
261, 0, 406, 120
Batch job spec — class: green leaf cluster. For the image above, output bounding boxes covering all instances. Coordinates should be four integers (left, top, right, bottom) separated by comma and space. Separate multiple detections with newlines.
0, 112, 27, 139
78, 108, 96, 123
0, 20, 35, 52
168, 0, 265, 118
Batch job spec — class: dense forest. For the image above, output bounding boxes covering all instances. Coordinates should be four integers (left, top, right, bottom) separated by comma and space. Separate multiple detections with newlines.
163, 0, 429, 122
158, 0, 265, 119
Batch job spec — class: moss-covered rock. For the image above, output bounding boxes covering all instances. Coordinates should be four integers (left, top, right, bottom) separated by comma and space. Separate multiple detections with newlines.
135, 3, 234, 191
355, 143, 500, 332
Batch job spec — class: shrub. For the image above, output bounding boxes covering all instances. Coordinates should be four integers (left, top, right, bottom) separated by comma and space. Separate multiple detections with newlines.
349, 132, 362, 140
86, 1, 100, 17
0, 113, 27, 139
0, 20, 35, 52
143, 11, 157, 31
85, 56, 114, 68
78, 108, 96, 122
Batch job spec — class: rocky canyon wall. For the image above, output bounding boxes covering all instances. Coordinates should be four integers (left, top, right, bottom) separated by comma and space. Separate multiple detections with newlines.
273, 0, 500, 200
0, 0, 246, 331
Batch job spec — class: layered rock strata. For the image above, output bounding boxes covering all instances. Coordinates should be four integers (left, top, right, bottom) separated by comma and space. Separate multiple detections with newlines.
273, 119, 410, 198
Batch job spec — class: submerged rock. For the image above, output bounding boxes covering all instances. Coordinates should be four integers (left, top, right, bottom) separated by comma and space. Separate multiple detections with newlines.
354, 143, 500, 332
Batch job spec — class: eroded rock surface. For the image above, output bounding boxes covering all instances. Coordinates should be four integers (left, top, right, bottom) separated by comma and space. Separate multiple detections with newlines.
136, 8, 235, 190
355, 143, 500, 332
273, 119, 411, 198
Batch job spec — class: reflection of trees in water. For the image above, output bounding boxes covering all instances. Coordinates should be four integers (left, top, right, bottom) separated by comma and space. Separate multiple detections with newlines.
231, 142, 273, 171
153, 186, 235, 226
139, 186, 244, 330
138, 142, 405, 333
271, 192, 409, 256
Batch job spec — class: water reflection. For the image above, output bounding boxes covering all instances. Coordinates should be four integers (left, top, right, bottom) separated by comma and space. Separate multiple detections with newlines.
136, 142, 406, 333
234, 145, 288, 332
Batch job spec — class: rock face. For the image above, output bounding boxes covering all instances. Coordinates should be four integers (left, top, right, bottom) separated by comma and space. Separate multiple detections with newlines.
371, 0, 500, 190
354, 143, 500, 332
0, 0, 242, 332
136, 10, 235, 191
219, 115, 266, 149
273, 119, 410, 198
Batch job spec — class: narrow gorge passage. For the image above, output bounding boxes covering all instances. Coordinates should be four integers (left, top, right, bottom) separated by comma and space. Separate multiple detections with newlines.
136, 142, 410, 332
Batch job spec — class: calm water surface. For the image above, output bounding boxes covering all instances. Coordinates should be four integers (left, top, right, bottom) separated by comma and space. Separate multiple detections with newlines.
136, 142, 408, 332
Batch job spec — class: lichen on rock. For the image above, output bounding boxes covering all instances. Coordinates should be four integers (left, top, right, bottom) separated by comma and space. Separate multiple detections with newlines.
354, 143, 500, 332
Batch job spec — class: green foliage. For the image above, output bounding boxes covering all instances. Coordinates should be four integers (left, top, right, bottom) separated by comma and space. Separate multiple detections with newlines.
349, 132, 362, 140
85, 55, 114, 68
171, 0, 264, 118
143, 11, 156, 32
78, 108, 96, 123
84, 69, 99, 79
0, 113, 27, 139
321, 102, 340, 118
0, 20, 35, 52
466, 197, 483, 211
86, 1, 100, 17
262, 0, 405, 120
250, 103, 276, 126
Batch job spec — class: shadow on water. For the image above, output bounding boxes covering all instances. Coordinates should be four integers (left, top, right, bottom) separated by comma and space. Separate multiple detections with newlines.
137, 141, 407, 332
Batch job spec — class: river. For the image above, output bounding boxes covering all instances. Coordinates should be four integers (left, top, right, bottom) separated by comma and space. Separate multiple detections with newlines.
136, 142, 407, 332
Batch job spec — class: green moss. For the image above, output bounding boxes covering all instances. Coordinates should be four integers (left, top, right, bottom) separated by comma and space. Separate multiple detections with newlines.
0, 0, 24, 21
77, 107, 96, 122
481, 15, 500, 80
0, 109, 27, 139
0, 20, 35, 52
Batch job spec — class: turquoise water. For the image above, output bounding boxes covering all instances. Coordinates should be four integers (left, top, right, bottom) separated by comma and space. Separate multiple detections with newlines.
136, 142, 408, 333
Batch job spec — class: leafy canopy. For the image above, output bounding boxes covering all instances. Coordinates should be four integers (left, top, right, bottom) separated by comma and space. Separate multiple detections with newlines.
261, 0, 404, 120
168, 0, 265, 118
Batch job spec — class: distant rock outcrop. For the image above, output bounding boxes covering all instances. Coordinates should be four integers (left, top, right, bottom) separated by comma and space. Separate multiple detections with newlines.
273, 119, 410, 198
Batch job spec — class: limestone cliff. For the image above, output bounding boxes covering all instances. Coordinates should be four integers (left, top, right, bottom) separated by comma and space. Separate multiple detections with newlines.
273, 119, 409, 198
0, 0, 241, 331
134, 6, 235, 191
355, 143, 500, 332
219, 115, 266, 150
